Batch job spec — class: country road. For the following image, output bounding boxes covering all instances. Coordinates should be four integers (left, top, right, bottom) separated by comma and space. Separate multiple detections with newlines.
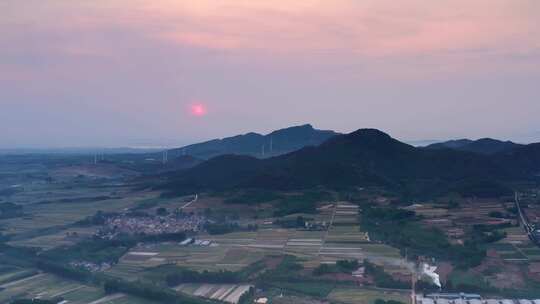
515, 191, 537, 244
180, 194, 198, 209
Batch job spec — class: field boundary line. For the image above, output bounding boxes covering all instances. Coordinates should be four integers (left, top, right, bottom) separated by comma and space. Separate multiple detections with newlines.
318, 202, 338, 256
0, 273, 45, 289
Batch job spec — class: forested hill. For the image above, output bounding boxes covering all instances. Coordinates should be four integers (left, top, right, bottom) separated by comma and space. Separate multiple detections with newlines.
425, 138, 523, 155
169, 124, 338, 159
160, 129, 540, 198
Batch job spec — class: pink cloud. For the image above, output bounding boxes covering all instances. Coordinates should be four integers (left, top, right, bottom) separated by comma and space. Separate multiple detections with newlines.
1, 0, 539, 83
136, 0, 539, 58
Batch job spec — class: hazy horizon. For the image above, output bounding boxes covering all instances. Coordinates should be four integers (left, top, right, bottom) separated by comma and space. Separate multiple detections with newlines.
2, 0, 540, 148
0, 122, 537, 151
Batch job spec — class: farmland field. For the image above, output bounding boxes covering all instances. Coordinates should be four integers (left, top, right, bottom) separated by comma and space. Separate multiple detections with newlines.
0, 273, 104, 303
7, 154, 531, 303
328, 288, 410, 304
176, 283, 253, 304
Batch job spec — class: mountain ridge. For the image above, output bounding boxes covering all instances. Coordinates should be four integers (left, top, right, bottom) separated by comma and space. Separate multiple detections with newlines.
169, 124, 339, 159
426, 138, 523, 155
161, 128, 540, 198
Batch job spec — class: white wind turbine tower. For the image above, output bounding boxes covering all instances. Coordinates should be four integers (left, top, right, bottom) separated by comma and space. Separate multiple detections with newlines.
163, 149, 168, 164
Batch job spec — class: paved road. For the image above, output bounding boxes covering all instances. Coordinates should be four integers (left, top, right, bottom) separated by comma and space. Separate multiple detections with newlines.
515, 191, 537, 242
180, 194, 198, 209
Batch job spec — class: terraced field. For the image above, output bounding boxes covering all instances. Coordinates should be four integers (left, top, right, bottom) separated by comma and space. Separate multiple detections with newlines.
0, 273, 103, 303
176, 283, 252, 304
0, 191, 411, 304
2, 189, 158, 237
488, 242, 528, 261
8, 226, 98, 249
0, 268, 39, 286
0, 270, 161, 304
106, 201, 404, 278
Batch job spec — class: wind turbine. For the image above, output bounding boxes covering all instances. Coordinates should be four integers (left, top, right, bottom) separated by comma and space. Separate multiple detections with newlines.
163, 150, 168, 164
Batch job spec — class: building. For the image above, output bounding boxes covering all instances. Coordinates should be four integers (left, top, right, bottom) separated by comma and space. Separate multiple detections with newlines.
425, 293, 482, 300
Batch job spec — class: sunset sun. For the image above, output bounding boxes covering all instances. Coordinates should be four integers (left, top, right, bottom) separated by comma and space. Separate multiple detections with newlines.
190, 103, 207, 117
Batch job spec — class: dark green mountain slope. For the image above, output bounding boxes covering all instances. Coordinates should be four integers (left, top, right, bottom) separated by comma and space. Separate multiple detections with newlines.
169, 124, 338, 159
161, 129, 533, 197
495, 143, 540, 178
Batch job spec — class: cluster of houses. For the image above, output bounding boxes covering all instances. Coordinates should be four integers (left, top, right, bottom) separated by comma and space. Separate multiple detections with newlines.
95, 213, 207, 239
417, 294, 540, 304
69, 261, 111, 272
179, 237, 214, 247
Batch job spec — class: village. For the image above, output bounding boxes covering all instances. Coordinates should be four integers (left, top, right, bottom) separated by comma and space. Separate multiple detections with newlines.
95, 210, 207, 239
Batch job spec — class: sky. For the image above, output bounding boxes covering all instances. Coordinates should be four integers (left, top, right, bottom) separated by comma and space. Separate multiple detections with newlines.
1, 0, 540, 148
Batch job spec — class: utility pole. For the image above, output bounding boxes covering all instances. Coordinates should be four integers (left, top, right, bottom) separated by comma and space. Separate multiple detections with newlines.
408, 249, 416, 304
411, 271, 416, 304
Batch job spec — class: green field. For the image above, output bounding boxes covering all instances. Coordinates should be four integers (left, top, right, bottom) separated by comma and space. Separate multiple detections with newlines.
0, 156, 415, 303
328, 288, 410, 304
0, 273, 103, 303
2, 189, 159, 237
176, 283, 253, 304
448, 270, 492, 290
487, 242, 529, 261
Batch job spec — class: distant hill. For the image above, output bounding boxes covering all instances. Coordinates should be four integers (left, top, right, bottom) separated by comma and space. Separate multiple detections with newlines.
160, 129, 540, 198
169, 124, 339, 159
0, 147, 163, 155
110, 154, 203, 174
426, 139, 474, 150
425, 138, 522, 155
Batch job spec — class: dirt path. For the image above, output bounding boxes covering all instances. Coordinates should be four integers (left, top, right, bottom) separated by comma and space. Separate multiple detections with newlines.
87, 293, 125, 304
318, 203, 338, 256
50, 285, 85, 298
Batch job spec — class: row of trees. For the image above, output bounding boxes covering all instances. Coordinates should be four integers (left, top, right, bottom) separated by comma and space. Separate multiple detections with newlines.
166, 269, 243, 287
313, 259, 359, 276
104, 279, 211, 304
40, 232, 186, 264
255, 256, 341, 298
205, 223, 258, 235
364, 261, 409, 289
